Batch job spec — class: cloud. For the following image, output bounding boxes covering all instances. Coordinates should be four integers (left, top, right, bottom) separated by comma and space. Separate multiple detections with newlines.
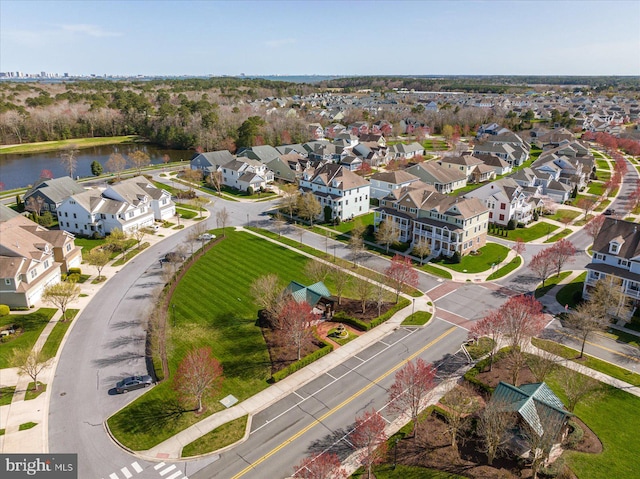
60, 24, 123, 37
264, 38, 296, 48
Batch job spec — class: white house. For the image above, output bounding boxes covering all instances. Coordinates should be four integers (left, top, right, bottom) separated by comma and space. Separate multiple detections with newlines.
57, 176, 174, 236
463, 178, 535, 226
220, 158, 274, 192
299, 163, 370, 222
369, 170, 421, 199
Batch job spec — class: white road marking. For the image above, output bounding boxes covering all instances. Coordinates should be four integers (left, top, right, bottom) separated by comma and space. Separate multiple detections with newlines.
154, 463, 166, 470
131, 462, 143, 473
121, 467, 132, 479
159, 465, 176, 476
109, 474, 119, 479
166, 471, 183, 479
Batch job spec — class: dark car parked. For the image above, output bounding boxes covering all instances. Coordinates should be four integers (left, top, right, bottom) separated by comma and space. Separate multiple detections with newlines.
115, 375, 153, 393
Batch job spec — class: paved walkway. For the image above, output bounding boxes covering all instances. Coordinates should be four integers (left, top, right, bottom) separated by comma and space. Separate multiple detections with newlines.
0, 211, 209, 454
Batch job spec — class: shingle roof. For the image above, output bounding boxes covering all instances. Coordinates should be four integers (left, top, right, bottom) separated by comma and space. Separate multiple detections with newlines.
370, 170, 420, 184
592, 217, 640, 259
286, 281, 332, 306
24, 176, 85, 205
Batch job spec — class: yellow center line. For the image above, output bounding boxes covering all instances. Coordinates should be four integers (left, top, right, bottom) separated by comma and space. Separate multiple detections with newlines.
230, 326, 457, 479
556, 330, 640, 363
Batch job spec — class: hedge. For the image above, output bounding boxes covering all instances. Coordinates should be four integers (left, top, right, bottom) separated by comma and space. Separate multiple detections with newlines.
271, 338, 334, 382
68, 267, 82, 275
332, 298, 411, 332
0, 305, 9, 316
463, 347, 511, 394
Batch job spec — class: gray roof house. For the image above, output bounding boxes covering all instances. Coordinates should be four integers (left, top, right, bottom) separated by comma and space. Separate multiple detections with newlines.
238, 145, 281, 164
190, 150, 235, 173
23, 176, 86, 213
405, 161, 467, 194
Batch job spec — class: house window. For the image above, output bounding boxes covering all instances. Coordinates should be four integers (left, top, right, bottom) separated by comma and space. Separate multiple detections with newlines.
44, 260, 49, 268
66, 244, 71, 252
499, 214, 505, 221
609, 242, 619, 254
5, 279, 10, 285
65, 212, 68, 217
500, 203, 506, 210
30, 269, 37, 279
75, 224, 78, 229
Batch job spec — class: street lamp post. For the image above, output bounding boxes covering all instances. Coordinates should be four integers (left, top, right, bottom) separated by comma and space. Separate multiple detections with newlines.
172, 304, 176, 327
246, 213, 249, 225
412, 298, 415, 317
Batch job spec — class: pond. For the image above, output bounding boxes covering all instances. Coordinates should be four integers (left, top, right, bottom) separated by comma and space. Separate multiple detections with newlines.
0, 144, 194, 190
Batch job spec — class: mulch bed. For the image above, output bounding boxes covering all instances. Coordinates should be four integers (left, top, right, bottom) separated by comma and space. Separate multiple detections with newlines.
333, 298, 394, 322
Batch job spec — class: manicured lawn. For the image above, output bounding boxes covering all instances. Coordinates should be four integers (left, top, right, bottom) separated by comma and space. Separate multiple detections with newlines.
601, 329, 640, 350
176, 207, 197, 219
596, 159, 611, 170
19, 422, 38, 431
555, 272, 586, 308
181, 415, 248, 457
490, 221, 558, 242
431, 243, 510, 273
534, 271, 572, 298
326, 212, 375, 234
587, 182, 606, 195
40, 309, 79, 361
151, 181, 181, 196
0, 135, 140, 155
401, 311, 432, 326
419, 263, 452, 279
486, 256, 522, 281
0, 386, 16, 406
327, 328, 358, 345
111, 242, 149, 266
547, 209, 581, 222
543, 373, 640, 479
596, 170, 611, 181
422, 139, 449, 151
593, 199, 611, 212
108, 230, 324, 450
466, 337, 495, 360
352, 465, 465, 479
544, 228, 573, 243
24, 382, 46, 401
0, 309, 57, 368
219, 185, 277, 200
532, 338, 640, 386
73, 237, 108, 260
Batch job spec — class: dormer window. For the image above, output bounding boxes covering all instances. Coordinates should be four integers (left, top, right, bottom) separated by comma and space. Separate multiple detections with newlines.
609, 242, 620, 254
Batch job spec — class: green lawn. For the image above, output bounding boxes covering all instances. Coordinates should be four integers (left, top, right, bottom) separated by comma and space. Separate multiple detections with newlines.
218, 185, 277, 200
0, 309, 57, 368
547, 209, 581, 222
73, 237, 108, 260
108, 230, 325, 450
401, 311, 432, 326
490, 221, 558, 242
326, 212, 375, 234
0, 386, 16, 406
111, 242, 149, 266
152, 181, 182, 196
176, 207, 197, 219
181, 415, 248, 457
534, 271, 572, 298
593, 199, 611, 212
422, 139, 449, 151
596, 159, 611, 170
19, 422, 38, 431
544, 228, 573, 243
431, 243, 510, 273
0, 135, 140, 155
555, 272, 586, 308
596, 170, 611, 181
419, 263, 452, 279
327, 328, 358, 345
352, 465, 465, 479
486, 256, 522, 281
587, 183, 606, 196
24, 382, 46, 401
543, 373, 640, 479
40, 309, 78, 361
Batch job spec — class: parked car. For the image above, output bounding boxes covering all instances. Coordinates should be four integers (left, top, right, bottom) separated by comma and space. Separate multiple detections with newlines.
603, 208, 615, 216
115, 375, 153, 393
198, 233, 216, 241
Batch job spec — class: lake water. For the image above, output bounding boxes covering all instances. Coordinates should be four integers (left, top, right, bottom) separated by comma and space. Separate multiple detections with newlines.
0, 144, 194, 190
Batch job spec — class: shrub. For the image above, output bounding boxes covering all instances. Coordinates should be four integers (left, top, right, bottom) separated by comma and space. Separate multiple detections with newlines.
68, 267, 82, 275
450, 251, 461, 264
0, 304, 9, 316
565, 420, 584, 449
539, 457, 566, 478
247, 186, 254, 195
533, 211, 539, 221
507, 218, 517, 230
66, 273, 80, 283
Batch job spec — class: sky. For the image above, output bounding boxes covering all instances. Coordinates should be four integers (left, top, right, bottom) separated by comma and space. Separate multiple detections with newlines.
2, 0, 639, 77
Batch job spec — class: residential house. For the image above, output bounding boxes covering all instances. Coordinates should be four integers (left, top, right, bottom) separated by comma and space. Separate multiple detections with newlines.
584, 218, 640, 313
190, 150, 235, 174
299, 163, 370, 222
375, 183, 489, 257
473, 153, 512, 176
473, 142, 524, 167
57, 176, 175, 236
438, 155, 485, 182
238, 145, 281, 164
405, 161, 467, 194
463, 178, 535, 226
220, 158, 274, 192
339, 156, 363, 172
324, 123, 346, 138
358, 133, 387, 147
23, 176, 86, 214
308, 123, 324, 140
369, 170, 421, 199
348, 121, 369, 136
0, 213, 82, 307
276, 144, 308, 157
352, 142, 389, 167
388, 142, 425, 160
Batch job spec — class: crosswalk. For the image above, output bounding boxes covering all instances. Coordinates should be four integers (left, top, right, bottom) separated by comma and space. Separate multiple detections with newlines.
102, 461, 188, 479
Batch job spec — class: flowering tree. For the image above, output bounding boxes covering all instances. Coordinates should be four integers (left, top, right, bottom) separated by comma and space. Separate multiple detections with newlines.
173, 347, 223, 413
511, 238, 525, 257
276, 298, 316, 360
350, 409, 388, 479
388, 359, 436, 438
549, 239, 576, 277
584, 214, 606, 242
470, 311, 505, 371
529, 248, 555, 287
385, 254, 419, 302
293, 452, 346, 479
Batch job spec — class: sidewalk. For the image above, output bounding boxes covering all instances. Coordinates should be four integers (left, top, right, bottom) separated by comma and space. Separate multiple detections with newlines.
0, 212, 209, 454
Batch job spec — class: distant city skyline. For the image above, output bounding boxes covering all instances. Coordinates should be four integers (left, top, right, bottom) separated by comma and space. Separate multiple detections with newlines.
2, 0, 639, 77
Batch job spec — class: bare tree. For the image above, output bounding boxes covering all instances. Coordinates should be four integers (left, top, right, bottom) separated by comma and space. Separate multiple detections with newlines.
42, 281, 81, 321
106, 153, 127, 181
354, 277, 373, 314
173, 347, 223, 413
187, 222, 207, 256
372, 281, 387, 316
375, 220, 399, 253
304, 260, 331, 283
385, 254, 419, 303
191, 196, 209, 218
132, 226, 151, 250
388, 359, 436, 438
522, 403, 568, 479
280, 183, 299, 218
206, 170, 223, 196
527, 346, 559, 382
12, 348, 52, 391
440, 383, 479, 456
348, 221, 366, 267
330, 266, 351, 306
128, 149, 151, 175
478, 399, 516, 466
273, 211, 286, 236
276, 298, 316, 360
564, 301, 607, 358
60, 145, 79, 178
584, 214, 606, 243
412, 239, 431, 265
557, 367, 602, 412
25, 195, 45, 216
216, 207, 230, 235
589, 276, 630, 320
297, 192, 322, 226
250, 274, 284, 319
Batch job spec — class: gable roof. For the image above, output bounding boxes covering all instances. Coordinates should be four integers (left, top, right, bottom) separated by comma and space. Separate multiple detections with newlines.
0, 204, 21, 222
370, 170, 420, 185
306, 163, 369, 191
407, 161, 467, 184
24, 176, 85, 205
285, 281, 332, 306
191, 150, 235, 169
592, 218, 640, 259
